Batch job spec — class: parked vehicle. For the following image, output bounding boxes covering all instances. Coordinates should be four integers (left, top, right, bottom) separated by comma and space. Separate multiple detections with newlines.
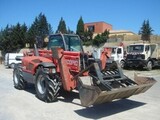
13, 34, 156, 107
0, 50, 2, 64
92, 46, 126, 68
5, 53, 23, 68
125, 43, 160, 70
105, 46, 126, 68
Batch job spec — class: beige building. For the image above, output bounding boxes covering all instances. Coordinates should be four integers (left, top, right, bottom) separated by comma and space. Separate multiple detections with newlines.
84, 22, 135, 39
109, 30, 135, 37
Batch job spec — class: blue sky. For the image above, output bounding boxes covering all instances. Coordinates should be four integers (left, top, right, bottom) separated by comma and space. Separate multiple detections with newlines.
0, 0, 160, 34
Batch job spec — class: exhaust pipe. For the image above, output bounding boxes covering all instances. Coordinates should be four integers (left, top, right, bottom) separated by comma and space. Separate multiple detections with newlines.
34, 44, 39, 56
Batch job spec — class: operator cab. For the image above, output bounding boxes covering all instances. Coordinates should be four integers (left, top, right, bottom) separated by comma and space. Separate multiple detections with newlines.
47, 34, 83, 52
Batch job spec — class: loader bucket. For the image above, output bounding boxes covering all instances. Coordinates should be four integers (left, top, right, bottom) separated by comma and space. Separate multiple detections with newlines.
78, 74, 156, 107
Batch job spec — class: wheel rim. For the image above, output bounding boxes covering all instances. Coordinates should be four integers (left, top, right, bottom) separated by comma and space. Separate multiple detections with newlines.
148, 61, 152, 70
120, 61, 124, 68
11, 63, 15, 68
37, 75, 46, 94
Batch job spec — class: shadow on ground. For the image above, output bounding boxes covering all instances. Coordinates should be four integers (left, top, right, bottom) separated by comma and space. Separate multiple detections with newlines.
24, 84, 36, 95
24, 86, 81, 105
58, 90, 81, 106
123, 66, 160, 71
23, 85, 146, 120
55, 90, 146, 119
74, 99, 146, 119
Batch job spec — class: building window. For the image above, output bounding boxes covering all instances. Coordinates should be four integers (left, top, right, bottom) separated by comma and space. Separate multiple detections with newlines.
87, 25, 95, 32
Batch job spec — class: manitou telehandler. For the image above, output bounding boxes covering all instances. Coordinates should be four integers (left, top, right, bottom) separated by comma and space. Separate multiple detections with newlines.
13, 33, 156, 107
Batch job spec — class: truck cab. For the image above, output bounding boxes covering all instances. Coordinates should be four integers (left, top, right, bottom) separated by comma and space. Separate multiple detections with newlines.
125, 43, 159, 70
92, 46, 125, 68
106, 46, 125, 68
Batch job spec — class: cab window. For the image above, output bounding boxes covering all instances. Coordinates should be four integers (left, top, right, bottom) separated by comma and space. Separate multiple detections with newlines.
48, 35, 65, 50
145, 45, 149, 51
117, 48, 122, 54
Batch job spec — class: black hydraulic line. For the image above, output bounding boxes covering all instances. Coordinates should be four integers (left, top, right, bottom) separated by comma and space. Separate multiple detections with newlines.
72, 63, 94, 81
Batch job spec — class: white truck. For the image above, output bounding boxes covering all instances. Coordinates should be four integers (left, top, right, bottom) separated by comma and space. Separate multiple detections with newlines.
92, 46, 126, 68
105, 46, 126, 68
5, 53, 23, 68
125, 43, 160, 70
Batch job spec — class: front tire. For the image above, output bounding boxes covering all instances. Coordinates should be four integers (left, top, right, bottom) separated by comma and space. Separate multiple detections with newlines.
10, 63, 15, 69
120, 60, 125, 68
147, 61, 152, 71
35, 68, 60, 102
13, 64, 26, 89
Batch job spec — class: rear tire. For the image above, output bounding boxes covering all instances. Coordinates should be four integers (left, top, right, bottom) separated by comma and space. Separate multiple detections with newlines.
35, 68, 60, 102
147, 61, 152, 71
13, 64, 26, 89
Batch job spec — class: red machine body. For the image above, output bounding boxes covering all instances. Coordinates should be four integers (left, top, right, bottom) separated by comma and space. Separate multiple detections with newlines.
13, 33, 156, 107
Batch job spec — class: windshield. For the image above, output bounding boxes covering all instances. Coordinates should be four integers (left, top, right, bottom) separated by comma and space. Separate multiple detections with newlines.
48, 35, 64, 50
64, 35, 82, 52
47, 34, 82, 52
128, 45, 144, 53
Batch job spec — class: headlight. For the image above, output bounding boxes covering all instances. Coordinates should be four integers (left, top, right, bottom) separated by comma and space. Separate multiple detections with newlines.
137, 54, 145, 59
44, 67, 56, 73
51, 68, 56, 73
137, 56, 142, 59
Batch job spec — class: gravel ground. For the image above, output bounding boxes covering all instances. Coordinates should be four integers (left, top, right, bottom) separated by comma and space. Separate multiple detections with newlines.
0, 64, 160, 120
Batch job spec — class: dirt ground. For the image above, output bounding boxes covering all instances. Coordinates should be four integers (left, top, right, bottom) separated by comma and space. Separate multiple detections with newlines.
0, 64, 160, 120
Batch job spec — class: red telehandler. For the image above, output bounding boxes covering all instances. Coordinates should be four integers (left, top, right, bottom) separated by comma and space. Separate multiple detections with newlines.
13, 33, 156, 106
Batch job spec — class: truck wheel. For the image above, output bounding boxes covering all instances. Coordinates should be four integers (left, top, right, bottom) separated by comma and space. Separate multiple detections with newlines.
35, 68, 60, 102
147, 61, 152, 71
13, 64, 26, 90
10, 63, 15, 69
120, 60, 125, 68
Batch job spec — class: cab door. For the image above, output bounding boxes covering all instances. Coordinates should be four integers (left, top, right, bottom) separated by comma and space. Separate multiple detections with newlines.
145, 45, 151, 60
117, 47, 123, 63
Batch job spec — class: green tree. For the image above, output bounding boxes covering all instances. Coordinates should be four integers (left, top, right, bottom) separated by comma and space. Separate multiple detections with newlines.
21, 23, 28, 45
0, 23, 28, 54
27, 13, 51, 47
0, 25, 12, 53
0, 13, 52, 53
82, 30, 93, 46
92, 34, 101, 46
56, 17, 67, 33
67, 27, 74, 34
76, 16, 84, 39
27, 25, 36, 47
48, 24, 53, 34
101, 29, 110, 43
92, 30, 110, 46
12, 23, 27, 49
139, 20, 153, 42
